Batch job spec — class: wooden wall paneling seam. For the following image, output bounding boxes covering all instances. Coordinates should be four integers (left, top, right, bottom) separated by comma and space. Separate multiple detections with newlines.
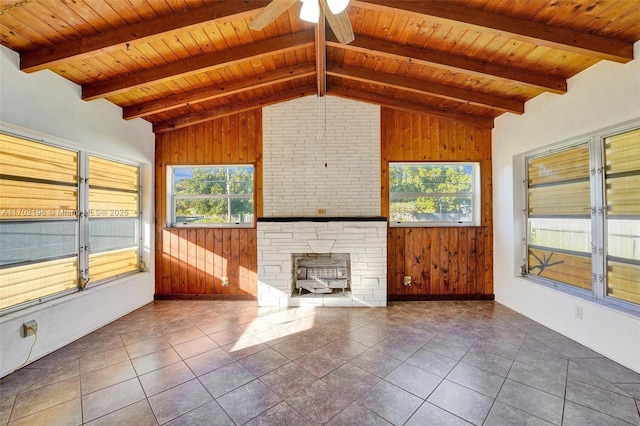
430, 227, 441, 295
222, 229, 232, 295
468, 228, 478, 295
213, 228, 223, 294
404, 228, 414, 293
187, 227, 197, 294
394, 228, 405, 296
195, 124, 205, 163
239, 227, 249, 294
411, 227, 424, 295
394, 110, 405, 161
187, 125, 196, 164
205, 228, 214, 294
239, 112, 248, 163
177, 228, 187, 294
196, 229, 205, 295
228, 114, 240, 163
232, 228, 242, 295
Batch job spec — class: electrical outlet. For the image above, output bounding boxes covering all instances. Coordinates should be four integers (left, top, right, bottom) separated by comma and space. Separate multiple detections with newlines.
221, 276, 229, 287
22, 320, 37, 338
403, 276, 412, 286
317, 208, 327, 215
575, 305, 583, 319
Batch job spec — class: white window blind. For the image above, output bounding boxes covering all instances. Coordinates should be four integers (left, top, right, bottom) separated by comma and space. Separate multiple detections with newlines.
0, 133, 142, 313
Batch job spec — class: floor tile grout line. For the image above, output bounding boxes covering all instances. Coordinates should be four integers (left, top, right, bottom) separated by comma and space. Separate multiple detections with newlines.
562, 397, 638, 426
439, 318, 525, 425
488, 327, 540, 425
4, 301, 639, 426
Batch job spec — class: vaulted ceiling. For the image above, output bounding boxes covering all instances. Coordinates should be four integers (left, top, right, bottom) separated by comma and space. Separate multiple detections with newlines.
1, 0, 639, 133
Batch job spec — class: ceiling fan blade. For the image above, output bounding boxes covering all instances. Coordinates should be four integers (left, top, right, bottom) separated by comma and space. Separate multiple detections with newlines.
249, 0, 299, 31
320, 0, 354, 45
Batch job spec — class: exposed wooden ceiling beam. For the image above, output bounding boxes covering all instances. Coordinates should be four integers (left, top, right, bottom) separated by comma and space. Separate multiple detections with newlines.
328, 86, 494, 128
327, 34, 566, 94
20, 1, 271, 73
316, 7, 327, 97
327, 62, 524, 114
83, 31, 315, 101
154, 85, 317, 133
353, 0, 634, 63
124, 63, 316, 120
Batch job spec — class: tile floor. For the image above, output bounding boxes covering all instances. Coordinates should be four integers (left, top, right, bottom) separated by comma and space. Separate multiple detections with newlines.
1, 300, 639, 425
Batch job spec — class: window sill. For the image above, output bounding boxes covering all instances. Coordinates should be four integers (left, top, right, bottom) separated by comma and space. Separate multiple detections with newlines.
0, 271, 150, 320
389, 222, 481, 228
519, 274, 640, 319
169, 223, 255, 229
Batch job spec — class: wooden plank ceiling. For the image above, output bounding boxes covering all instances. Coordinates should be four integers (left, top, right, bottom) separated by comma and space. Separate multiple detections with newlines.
1, 0, 639, 132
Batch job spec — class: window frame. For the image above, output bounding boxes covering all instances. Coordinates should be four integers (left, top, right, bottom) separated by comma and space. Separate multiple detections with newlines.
167, 164, 255, 228
0, 131, 143, 316
85, 152, 142, 285
520, 120, 640, 314
388, 161, 481, 227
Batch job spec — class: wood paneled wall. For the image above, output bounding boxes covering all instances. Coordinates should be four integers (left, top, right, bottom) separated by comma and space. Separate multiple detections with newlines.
154, 111, 262, 298
381, 108, 493, 299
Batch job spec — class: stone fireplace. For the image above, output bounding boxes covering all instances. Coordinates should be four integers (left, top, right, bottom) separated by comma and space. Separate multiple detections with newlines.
258, 97, 384, 307
257, 218, 387, 307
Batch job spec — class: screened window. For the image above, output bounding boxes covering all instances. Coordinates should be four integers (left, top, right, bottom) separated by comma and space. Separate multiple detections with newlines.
389, 162, 481, 226
0, 134, 79, 311
526, 143, 592, 290
88, 156, 140, 283
523, 125, 640, 310
169, 165, 254, 227
604, 128, 640, 305
0, 133, 141, 313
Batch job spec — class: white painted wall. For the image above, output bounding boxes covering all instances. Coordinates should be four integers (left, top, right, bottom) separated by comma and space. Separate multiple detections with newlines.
0, 45, 155, 377
263, 96, 381, 217
493, 41, 640, 372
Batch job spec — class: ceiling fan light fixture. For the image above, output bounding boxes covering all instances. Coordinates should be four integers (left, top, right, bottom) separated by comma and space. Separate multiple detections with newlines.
327, 0, 349, 14
300, 0, 320, 24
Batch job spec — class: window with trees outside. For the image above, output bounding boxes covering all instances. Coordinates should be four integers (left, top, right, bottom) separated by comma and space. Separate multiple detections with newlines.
524, 124, 640, 310
389, 162, 481, 226
0, 132, 141, 313
169, 165, 254, 227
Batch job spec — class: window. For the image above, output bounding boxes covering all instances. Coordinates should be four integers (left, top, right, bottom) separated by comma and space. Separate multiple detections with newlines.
603, 129, 640, 305
169, 165, 254, 227
88, 156, 140, 283
0, 132, 141, 313
526, 143, 592, 290
523, 125, 640, 309
389, 162, 481, 226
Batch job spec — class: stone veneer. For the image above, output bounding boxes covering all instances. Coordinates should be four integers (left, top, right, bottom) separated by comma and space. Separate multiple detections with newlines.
262, 96, 380, 217
257, 220, 387, 307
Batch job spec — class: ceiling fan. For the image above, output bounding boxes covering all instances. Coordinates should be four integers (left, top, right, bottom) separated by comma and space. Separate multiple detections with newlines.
249, 0, 355, 45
